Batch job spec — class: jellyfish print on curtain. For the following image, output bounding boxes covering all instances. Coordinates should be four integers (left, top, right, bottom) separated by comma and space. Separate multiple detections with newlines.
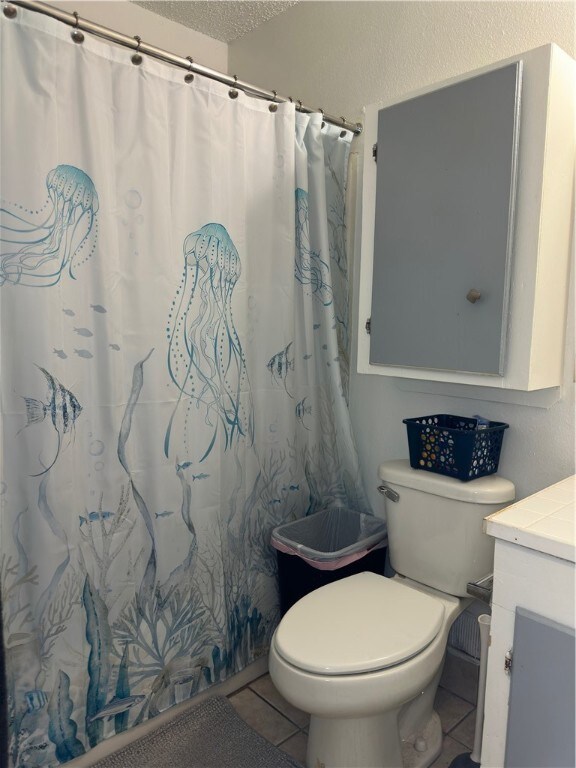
165, 223, 254, 463
0, 164, 99, 287
294, 187, 333, 307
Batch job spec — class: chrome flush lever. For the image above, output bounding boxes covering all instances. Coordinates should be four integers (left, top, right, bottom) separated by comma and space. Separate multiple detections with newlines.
378, 484, 399, 502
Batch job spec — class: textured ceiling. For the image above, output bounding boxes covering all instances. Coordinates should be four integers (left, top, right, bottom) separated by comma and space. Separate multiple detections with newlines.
133, 1, 299, 43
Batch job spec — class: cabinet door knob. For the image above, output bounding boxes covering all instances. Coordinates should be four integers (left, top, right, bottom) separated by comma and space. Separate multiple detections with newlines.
466, 289, 482, 304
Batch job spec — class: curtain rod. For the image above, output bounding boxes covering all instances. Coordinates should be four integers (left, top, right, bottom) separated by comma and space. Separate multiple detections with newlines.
3, 0, 363, 136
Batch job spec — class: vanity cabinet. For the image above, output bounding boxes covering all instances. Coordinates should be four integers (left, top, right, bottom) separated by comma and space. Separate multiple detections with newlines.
481, 476, 575, 767
358, 44, 575, 390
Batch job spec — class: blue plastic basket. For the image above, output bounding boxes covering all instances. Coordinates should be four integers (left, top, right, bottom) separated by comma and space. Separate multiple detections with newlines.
403, 414, 509, 481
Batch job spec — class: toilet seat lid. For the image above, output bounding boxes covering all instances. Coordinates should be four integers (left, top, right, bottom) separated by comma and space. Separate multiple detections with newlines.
274, 572, 445, 675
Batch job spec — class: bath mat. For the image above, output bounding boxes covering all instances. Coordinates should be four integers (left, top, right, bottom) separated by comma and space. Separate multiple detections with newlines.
90, 695, 304, 768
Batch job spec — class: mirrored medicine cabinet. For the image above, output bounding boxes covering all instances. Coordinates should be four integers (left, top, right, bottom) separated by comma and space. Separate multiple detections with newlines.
357, 44, 575, 391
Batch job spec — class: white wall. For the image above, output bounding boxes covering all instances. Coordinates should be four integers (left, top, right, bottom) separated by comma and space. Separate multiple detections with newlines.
56, 0, 228, 72
230, 2, 575, 508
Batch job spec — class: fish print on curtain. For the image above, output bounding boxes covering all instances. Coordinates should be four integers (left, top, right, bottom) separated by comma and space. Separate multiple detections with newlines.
0, 9, 368, 768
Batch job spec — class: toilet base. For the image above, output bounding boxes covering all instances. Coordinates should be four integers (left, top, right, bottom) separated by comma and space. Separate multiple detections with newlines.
305, 708, 443, 768
401, 710, 443, 768
306, 709, 402, 768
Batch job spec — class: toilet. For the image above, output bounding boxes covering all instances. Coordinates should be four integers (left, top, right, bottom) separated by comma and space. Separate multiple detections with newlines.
269, 459, 515, 768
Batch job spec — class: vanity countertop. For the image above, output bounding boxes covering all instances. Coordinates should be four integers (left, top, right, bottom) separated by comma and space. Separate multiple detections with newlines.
484, 475, 575, 563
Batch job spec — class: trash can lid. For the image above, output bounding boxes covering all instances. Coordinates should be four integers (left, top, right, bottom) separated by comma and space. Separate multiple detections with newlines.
273, 572, 444, 675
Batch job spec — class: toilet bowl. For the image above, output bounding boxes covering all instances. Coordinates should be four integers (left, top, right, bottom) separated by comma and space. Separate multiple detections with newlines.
269, 460, 515, 768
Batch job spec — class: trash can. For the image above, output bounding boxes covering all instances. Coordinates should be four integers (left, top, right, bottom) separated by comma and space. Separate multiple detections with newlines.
271, 507, 388, 615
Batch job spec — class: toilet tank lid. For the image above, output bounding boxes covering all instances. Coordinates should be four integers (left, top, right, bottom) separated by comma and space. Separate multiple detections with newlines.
379, 460, 515, 504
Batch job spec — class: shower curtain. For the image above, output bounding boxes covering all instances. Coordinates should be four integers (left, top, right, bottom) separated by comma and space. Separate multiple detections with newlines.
0, 8, 368, 767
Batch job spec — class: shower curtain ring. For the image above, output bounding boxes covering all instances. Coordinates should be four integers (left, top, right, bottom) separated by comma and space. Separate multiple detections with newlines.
70, 11, 85, 44
228, 75, 239, 100
3, 3, 17, 19
131, 35, 143, 66
269, 90, 278, 113
184, 56, 195, 83
339, 117, 348, 137
297, 100, 303, 111
319, 108, 326, 129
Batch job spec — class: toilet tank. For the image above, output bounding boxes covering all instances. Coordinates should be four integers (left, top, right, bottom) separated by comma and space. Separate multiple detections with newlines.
379, 460, 515, 596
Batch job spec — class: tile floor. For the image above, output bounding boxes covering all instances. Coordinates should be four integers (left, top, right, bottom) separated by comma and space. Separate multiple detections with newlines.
228, 651, 479, 767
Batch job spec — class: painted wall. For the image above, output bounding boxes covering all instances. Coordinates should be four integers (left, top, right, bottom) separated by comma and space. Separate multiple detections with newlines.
57, 0, 228, 72
230, 1, 575, 508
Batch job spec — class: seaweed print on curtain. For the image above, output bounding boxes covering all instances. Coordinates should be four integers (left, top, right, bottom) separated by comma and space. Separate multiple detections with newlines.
0, 8, 368, 767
